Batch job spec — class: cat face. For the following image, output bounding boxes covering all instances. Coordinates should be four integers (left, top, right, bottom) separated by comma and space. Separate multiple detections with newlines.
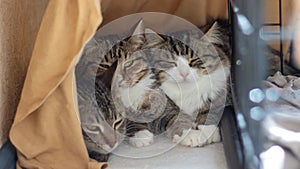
112, 48, 156, 112
114, 22, 155, 88
144, 22, 230, 115
82, 112, 126, 154
144, 23, 230, 86
117, 50, 151, 88
158, 45, 228, 85
77, 81, 126, 154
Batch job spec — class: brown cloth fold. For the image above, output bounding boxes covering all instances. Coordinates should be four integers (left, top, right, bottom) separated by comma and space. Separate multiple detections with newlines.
6, 0, 231, 168
9, 0, 106, 168
6, 0, 298, 168
7, 0, 296, 168
101, 0, 228, 28
6, 0, 229, 168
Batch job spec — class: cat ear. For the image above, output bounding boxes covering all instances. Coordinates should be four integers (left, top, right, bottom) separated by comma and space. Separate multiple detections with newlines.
204, 22, 223, 45
128, 19, 146, 48
132, 19, 145, 37
144, 28, 164, 47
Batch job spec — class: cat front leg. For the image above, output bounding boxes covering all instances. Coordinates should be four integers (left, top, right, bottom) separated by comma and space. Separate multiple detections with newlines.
166, 113, 220, 147
129, 129, 154, 147
126, 122, 154, 147
172, 126, 220, 147
197, 124, 221, 144
173, 129, 208, 147
193, 107, 222, 145
165, 113, 206, 147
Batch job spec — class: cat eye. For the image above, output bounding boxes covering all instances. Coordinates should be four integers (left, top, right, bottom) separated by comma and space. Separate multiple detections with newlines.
193, 64, 206, 69
155, 60, 176, 69
124, 60, 134, 67
85, 125, 101, 134
189, 58, 203, 65
112, 119, 124, 129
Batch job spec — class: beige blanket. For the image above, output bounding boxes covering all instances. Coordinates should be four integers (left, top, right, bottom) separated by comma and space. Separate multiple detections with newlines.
10, 0, 300, 168
9, 0, 105, 168
9, 0, 300, 168
8, 0, 230, 168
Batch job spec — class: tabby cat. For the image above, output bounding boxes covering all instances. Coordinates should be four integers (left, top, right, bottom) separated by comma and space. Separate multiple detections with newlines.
77, 20, 230, 161
152, 22, 231, 147
76, 55, 126, 162
76, 82, 126, 161
75, 20, 166, 161
107, 20, 231, 147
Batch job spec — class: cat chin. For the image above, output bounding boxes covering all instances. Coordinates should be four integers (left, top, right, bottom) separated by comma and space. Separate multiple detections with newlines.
101, 142, 120, 153
86, 143, 111, 154
171, 79, 198, 85
118, 72, 155, 110
161, 67, 229, 115
161, 74, 210, 92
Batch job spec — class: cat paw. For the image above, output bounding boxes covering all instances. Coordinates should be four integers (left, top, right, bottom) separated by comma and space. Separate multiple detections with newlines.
173, 125, 220, 147
173, 129, 206, 147
129, 129, 154, 147
197, 125, 221, 143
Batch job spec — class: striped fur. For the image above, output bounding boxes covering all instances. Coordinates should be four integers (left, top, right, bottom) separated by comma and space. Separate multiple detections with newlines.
107, 20, 231, 147
76, 66, 126, 162
80, 20, 231, 150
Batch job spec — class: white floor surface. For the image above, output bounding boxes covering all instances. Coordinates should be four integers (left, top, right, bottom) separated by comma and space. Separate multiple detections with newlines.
108, 135, 228, 169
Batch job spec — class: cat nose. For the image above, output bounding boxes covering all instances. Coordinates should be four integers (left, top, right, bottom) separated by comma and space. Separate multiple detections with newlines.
180, 71, 189, 78
107, 140, 117, 149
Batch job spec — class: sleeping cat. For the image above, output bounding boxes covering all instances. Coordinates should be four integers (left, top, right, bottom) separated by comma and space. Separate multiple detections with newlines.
109, 20, 230, 147
75, 20, 168, 162
109, 22, 169, 147
110, 45, 184, 147
76, 79, 126, 162
152, 22, 231, 147
75, 43, 127, 162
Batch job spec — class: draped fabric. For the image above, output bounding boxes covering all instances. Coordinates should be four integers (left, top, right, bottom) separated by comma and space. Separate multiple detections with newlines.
9, 0, 298, 168
9, 0, 106, 168
8, 1, 230, 168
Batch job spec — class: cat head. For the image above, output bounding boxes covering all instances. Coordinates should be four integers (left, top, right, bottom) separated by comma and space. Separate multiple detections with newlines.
116, 49, 151, 88
82, 108, 126, 154
113, 20, 156, 88
111, 20, 163, 115
146, 21, 231, 85
78, 82, 126, 154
